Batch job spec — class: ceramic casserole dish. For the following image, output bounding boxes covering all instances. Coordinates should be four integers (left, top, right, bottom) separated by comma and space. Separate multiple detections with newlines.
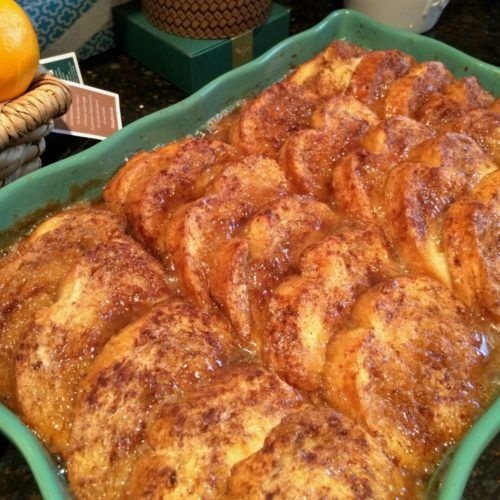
0, 8, 499, 500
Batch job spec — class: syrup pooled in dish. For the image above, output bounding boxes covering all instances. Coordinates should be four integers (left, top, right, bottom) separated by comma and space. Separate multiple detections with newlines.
0, 39, 499, 499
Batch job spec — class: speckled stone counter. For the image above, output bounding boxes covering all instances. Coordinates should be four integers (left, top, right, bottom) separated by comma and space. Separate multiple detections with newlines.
2, 0, 499, 498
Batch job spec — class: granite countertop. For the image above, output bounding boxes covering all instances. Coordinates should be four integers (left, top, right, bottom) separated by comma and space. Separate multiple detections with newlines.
2, 0, 499, 498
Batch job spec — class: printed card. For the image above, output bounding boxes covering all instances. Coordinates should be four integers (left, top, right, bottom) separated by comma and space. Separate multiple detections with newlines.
53, 81, 122, 140
40, 52, 84, 84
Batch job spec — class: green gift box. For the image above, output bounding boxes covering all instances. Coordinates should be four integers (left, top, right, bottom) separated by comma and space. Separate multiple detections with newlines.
113, 1, 291, 94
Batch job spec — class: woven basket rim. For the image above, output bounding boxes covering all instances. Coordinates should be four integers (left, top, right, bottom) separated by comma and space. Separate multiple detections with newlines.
0, 73, 72, 151
0, 73, 71, 186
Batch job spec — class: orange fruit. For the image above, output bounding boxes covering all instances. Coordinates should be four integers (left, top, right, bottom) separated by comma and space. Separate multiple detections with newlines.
0, 0, 40, 102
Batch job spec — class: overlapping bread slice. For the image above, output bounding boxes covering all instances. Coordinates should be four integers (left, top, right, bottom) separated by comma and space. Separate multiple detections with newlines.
280, 95, 378, 200
227, 408, 405, 499
67, 300, 236, 500
384, 61, 453, 118
127, 365, 306, 499
0, 207, 126, 406
385, 132, 497, 285
159, 155, 289, 306
103, 138, 241, 252
15, 217, 169, 455
229, 81, 320, 156
323, 275, 488, 474
103, 141, 187, 217
262, 222, 399, 391
443, 170, 499, 319
229, 41, 369, 157
208, 196, 338, 348
229, 44, 416, 160
332, 115, 432, 222
286, 40, 366, 98
417, 76, 495, 128
442, 108, 500, 164
289, 44, 415, 108
346, 49, 415, 106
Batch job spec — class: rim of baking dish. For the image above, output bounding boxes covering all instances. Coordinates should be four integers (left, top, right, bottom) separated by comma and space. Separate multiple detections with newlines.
0, 8, 498, 500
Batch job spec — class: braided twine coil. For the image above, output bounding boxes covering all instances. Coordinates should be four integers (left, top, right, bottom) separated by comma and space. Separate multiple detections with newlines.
142, 0, 271, 39
0, 73, 72, 186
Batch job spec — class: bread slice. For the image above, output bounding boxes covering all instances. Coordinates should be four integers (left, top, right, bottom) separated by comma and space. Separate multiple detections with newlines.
323, 275, 487, 473
127, 365, 305, 499
67, 300, 236, 500
444, 170, 500, 319
385, 133, 496, 285
263, 224, 398, 391
15, 227, 169, 455
227, 408, 405, 499
160, 156, 289, 305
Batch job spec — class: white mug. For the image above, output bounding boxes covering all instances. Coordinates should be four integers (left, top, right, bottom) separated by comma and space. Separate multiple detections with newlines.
344, 0, 450, 33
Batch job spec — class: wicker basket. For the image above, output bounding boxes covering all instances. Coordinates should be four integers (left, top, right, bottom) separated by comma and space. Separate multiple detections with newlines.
0, 74, 72, 187
142, 0, 271, 39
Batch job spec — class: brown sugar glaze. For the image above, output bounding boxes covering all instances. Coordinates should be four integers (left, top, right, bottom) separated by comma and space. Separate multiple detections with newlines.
137, 69, 500, 492
1, 42, 499, 498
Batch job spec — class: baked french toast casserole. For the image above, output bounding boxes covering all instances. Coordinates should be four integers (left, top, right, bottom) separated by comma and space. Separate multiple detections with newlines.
1, 41, 499, 499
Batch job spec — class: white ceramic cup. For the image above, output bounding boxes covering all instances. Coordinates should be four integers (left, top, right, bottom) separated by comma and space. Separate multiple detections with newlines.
344, 0, 450, 33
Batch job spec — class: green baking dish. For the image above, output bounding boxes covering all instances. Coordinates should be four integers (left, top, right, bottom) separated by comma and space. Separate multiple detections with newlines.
0, 8, 498, 499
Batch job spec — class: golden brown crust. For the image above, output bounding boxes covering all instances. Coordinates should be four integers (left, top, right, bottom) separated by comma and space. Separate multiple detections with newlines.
443, 76, 495, 108
417, 92, 465, 128
124, 139, 240, 252
280, 128, 339, 200
347, 49, 415, 104
384, 61, 453, 118
227, 408, 405, 499
310, 94, 379, 130
209, 237, 252, 345
15, 229, 169, 455
384, 133, 496, 284
287, 40, 366, 98
230, 81, 319, 156
127, 365, 305, 499
159, 156, 289, 306
103, 142, 182, 217
262, 224, 399, 391
208, 196, 338, 348
281, 96, 378, 200
443, 170, 500, 319
0, 207, 126, 406
323, 275, 487, 474
417, 77, 495, 128
104, 139, 242, 242
67, 300, 236, 500
442, 108, 500, 164
332, 116, 432, 223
